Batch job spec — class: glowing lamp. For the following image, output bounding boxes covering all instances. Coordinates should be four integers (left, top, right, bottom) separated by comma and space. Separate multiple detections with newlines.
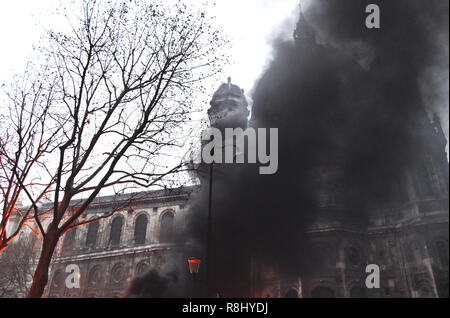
188, 257, 201, 276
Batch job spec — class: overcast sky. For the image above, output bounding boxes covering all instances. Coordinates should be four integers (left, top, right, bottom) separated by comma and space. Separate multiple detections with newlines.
0, 0, 302, 96
1, 0, 447, 152
0, 0, 307, 198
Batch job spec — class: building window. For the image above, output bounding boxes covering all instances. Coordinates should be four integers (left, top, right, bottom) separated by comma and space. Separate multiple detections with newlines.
160, 211, 175, 243
417, 157, 439, 198
346, 247, 361, 267
134, 214, 148, 245
86, 221, 100, 247
62, 228, 76, 251
51, 270, 62, 288
109, 216, 123, 246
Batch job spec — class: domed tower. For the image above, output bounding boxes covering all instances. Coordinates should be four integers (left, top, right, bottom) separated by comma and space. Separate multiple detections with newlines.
192, 77, 249, 179
208, 77, 249, 132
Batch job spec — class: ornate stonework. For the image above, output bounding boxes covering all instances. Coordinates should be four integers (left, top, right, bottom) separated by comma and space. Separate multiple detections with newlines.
44, 187, 195, 298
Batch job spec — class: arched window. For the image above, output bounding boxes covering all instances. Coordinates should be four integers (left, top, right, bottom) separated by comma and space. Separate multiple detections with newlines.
51, 270, 63, 289
417, 157, 439, 198
109, 216, 123, 246
346, 247, 361, 267
311, 286, 335, 298
86, 221, 100, 247
62, 228, 76, 250
134, 214, 148, 245
160, 211, 175, 243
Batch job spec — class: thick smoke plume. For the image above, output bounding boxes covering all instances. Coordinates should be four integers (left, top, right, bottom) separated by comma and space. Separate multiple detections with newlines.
125, 264, 189, 298
180, 0, 449, 297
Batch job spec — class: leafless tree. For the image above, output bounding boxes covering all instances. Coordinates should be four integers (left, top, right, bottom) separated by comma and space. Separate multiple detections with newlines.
0, 0, 226, 298
0, 235, 37, 297
0, 67, 61, 254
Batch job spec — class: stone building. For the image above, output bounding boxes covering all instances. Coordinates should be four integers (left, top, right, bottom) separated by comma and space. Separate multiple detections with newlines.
248, 8, 449, 299
43, 187, 196, 298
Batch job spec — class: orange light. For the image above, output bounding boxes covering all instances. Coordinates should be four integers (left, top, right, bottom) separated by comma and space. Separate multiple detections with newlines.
188, 257, 201, 275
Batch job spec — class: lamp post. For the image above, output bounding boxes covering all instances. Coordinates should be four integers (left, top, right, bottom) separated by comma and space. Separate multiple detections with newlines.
187, 162, 214, 297
205, 161, 214, 297
204, 144, 234, 297
188, 257, 202, 297
199, 132, 233, 297
188, 257, 202, 279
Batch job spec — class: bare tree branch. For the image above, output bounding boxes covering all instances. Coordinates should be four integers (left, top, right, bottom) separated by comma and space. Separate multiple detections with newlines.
0, 0, 228, 298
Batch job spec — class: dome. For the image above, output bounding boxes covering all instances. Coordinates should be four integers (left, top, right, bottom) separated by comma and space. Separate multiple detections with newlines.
208, 77, 249, 129
210, 77, 248, 108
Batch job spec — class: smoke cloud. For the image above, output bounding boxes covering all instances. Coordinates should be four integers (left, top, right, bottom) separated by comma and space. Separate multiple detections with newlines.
125, 265, 187, 298
180, 0, 449, 297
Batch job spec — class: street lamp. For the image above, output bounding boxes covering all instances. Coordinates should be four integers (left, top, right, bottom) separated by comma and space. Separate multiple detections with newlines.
188, 257, 202, 279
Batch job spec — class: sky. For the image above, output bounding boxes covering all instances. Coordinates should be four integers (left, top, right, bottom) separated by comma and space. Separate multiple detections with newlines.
0, 0, 301, 96
0, 0, 447, 203
0, 0, 305, 200
0, 0, 447, 156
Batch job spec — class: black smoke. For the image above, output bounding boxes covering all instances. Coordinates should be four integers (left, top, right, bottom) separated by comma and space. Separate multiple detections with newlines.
125, 266, 187, 298
180, 0, 449, 297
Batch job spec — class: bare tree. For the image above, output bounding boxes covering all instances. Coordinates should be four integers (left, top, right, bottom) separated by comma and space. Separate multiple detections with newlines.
1, 0, 226, 298
0, 67, 60, 254
0, 234, 37, 297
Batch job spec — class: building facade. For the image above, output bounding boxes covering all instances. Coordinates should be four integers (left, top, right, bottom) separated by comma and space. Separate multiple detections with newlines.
43, 188, 194, 298
249, 8, 449, 299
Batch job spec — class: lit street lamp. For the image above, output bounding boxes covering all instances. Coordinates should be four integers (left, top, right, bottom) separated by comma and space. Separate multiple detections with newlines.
188, 257, 202, 280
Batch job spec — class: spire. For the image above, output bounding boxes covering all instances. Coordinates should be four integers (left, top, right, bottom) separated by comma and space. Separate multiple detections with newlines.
294, 2, 316, 45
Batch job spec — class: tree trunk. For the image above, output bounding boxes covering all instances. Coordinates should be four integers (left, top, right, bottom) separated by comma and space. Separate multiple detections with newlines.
0, 232, 8, 253
27, 227, 59, 298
